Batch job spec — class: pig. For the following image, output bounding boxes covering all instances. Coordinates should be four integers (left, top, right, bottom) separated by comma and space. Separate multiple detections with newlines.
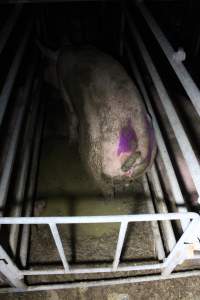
42, 44, 157, 197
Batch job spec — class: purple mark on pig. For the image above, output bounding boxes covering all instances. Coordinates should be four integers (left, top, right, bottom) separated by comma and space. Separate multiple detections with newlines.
117, 119, 137, 156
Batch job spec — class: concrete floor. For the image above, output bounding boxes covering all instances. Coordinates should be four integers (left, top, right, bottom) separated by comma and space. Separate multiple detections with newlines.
2, 276, 200, 299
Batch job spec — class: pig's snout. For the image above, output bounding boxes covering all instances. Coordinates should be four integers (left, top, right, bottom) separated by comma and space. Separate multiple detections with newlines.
121, 151, 141, 173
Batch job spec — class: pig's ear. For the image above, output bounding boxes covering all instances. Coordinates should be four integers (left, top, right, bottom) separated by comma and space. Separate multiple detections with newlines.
36, 39, 59, 62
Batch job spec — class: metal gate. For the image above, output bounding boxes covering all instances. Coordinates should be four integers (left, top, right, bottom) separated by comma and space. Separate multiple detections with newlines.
0, 211, 200, 293
0, 0, 200, 294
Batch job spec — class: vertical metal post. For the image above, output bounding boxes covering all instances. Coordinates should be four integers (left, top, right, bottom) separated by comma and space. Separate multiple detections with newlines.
113, 221, 128, 271
148, 164, 176, 252
49, 223, 70, 272
142, 176, 165, 260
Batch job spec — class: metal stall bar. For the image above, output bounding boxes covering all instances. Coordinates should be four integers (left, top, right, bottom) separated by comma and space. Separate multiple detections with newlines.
136, 1, 200, 118
49, 224, 70, 272
9, 72, 40, 255
0, 246, 26, 288
142, 176, 165, 260
125, 10, 200, 202
0, 212, 198, 281
124, 42, 188, 231
162, 215, 200, 276
19, 93, 45, 267
148, 164, 176, 252
0, 20, 32, 128
0, 213, 197, 225
0, 59, 35, 215
4, 270, 200, 294
22, 262, 163, 276
15, 270, 200, 293
22, 263, 162, 276
112, 221, 128, 270
0, 4, 23, 55
0, 213, 197, 293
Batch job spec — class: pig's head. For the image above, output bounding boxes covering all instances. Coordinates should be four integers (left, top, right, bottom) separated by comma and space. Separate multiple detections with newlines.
102, 116, 156, 181
117, 119, 143, 178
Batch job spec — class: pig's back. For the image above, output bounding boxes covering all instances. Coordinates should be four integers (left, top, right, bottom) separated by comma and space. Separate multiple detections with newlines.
57, 46, 145, 116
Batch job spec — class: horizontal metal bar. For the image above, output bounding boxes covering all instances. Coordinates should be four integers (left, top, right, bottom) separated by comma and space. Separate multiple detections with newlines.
0, 212, 197, 224
137, 1, 200, 117
0, 20, 32, 128
21, 263, 163, 276
125, 9, 200, 200
2, 270, 200, 294
0, 4, 23, 55
49, 224, 69, 272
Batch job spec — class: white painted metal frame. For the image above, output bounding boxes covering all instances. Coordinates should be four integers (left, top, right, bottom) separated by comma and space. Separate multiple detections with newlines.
0, 212, 200, 293
0, 0, 200, 294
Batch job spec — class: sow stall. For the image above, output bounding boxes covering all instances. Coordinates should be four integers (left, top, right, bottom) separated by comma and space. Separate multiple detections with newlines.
0, 0, 200, 293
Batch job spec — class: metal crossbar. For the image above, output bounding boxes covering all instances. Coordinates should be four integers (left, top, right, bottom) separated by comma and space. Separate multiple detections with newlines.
0, 212, 199, 285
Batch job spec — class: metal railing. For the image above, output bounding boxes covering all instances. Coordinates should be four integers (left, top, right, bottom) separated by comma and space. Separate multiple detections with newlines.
0, 212, 199, 292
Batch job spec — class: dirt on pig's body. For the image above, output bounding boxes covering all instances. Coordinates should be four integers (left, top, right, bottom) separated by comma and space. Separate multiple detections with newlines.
56, 46, 157, 197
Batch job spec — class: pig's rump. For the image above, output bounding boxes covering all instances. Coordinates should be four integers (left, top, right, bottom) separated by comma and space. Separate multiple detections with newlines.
57, 46, 156, 195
